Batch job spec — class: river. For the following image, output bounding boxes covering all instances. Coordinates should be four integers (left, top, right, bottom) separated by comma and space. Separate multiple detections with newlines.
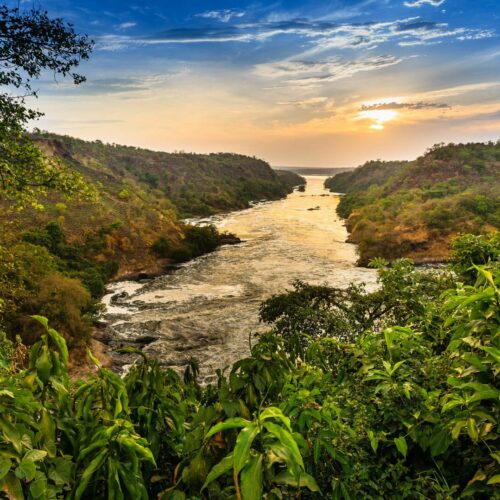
101, 176, 377, 382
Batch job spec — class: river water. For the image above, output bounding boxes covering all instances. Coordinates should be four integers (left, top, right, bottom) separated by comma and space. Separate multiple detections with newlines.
101, 176, 377, 382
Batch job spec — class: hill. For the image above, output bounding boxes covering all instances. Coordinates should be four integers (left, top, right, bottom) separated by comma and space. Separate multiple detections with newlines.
33, 132, 303, 217
14, 132, 303, 275
324, 160, 408, 194
0, 132, 303, 346
325, 142, 500, 265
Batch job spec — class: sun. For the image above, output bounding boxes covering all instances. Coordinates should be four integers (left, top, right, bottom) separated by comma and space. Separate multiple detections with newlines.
358, 109, 398, 130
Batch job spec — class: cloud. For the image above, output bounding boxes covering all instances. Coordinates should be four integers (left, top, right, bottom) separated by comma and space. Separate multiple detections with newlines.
196, 10, 246, 23
96, 16, 494, 53
42, 72, 187, 97
404, 0, 445, 7
279, 97, 330, 108
255, 55, 403, 87
361, 101, 449, 110
117, 22, 137, 30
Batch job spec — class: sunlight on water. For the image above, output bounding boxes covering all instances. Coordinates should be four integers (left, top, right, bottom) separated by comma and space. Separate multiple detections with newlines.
102, 176, 377, 381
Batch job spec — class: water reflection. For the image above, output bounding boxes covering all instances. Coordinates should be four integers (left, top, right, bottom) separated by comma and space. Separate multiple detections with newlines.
102, 176, 377, 381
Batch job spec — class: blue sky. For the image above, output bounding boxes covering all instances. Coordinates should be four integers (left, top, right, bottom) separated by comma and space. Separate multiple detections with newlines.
18, 0, 500, 166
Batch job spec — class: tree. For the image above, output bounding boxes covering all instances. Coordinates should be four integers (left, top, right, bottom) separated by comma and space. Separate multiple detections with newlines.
0, 4, 94, 208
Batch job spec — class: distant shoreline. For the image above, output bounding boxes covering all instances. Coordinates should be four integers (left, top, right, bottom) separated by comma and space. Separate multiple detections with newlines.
274, 166, 353, 176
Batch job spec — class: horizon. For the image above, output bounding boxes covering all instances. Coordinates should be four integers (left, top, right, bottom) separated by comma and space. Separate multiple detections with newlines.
14, 0, 500, 167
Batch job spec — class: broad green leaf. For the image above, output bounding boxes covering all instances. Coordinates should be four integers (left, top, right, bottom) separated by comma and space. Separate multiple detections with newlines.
487, 475, 500, 485
481, 346, 500, 363
240, 453, 263, 500
31, 316, 49, 329
202, 453, 234, 490
263, 422, 304, 473
452, 421, 467, 440
394, 436, 408, 459
15, 459, 37, 481
429, 429, 451, 457
234, 424, 260, 473
467, 418, 479, 442
29, 476, 48, 499
367, 430, 379, 453
0, 459, 11, 481
0, 417, 22, 454
259, 407, 291, 431
48, 457, 72, 486
205, 418, 250, 439
274, 470, 320, 492
24, 450, 47, 463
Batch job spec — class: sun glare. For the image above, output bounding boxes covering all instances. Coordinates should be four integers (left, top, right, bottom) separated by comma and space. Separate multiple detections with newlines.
358, 109, 398, 130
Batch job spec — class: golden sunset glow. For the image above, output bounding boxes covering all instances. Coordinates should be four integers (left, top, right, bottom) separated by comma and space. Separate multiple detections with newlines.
30, 1, 499, 167
358, 109, 399, 131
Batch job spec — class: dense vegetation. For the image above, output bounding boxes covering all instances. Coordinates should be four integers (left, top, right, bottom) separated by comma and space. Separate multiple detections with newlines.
325, 142, 500, 265
31, 132, 303, 218
0, 5, 93, 210
324, 160, 408, 194
0, 234, 498, 498
0, 132, 302, 349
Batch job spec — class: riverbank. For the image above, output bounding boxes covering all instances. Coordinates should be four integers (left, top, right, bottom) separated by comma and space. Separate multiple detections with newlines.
95, 176, 377, 381
325, 142, 500, 266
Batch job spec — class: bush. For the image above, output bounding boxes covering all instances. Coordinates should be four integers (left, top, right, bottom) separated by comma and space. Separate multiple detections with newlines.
22, 273, 92, 346
151, 236, 171, 258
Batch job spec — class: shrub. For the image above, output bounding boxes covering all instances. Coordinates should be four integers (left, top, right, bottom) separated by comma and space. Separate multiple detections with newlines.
23, 273, 92, 345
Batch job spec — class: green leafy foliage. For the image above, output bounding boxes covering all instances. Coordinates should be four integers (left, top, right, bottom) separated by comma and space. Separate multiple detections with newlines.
326, 142, 500, 265
0, 6, 94, 209
1, 244, 499, 498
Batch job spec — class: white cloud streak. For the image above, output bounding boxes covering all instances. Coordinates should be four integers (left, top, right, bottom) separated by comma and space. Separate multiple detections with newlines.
196, 10, 246, 23
255, 55, 403, 87
404, 0, 445, 7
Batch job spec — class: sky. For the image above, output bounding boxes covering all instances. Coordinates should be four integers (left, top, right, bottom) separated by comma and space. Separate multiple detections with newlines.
17, 0, 500, 167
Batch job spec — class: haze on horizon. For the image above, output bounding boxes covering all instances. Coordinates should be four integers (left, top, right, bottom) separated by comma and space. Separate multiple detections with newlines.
19, 0, 500, 168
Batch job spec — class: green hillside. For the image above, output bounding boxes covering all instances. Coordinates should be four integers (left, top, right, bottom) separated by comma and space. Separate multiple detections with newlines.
325, 142, 500, 265
324, 160, 408, 194
0, 132, 303, 347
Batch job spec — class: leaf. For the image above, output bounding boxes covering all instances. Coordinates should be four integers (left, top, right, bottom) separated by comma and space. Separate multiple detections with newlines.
429, 429, 451, 457
86, 347, 102, 368
451, 421, 467, 440
24, 450, 47, 463
74, 449, 108, 500
31, 316, 49, 329
234, 424, 260, 473
205, 418, 250, 439
29, 476, 48, 499
467, 418, 479, 442
367, 430, 378, 453
1, 472, 24, 500
240, 453, 263, 500
263, 422, 304, 475
274, 470, 320, 492
0, 459, 12, 481
481, 346, 500, 364
15, 459, 37, 481
487, 475, 500, 485
48, 457, 72, 486
394, 436, 408, 459
259, 407, 291, 431
0, 417, 22, 454
202, 453, 233, 490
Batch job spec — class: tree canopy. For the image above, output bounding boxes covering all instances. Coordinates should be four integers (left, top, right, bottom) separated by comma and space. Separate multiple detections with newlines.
0, 5, 94, 208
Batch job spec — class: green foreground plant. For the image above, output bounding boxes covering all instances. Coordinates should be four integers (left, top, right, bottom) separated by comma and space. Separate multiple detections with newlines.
0, 235, 498, 498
